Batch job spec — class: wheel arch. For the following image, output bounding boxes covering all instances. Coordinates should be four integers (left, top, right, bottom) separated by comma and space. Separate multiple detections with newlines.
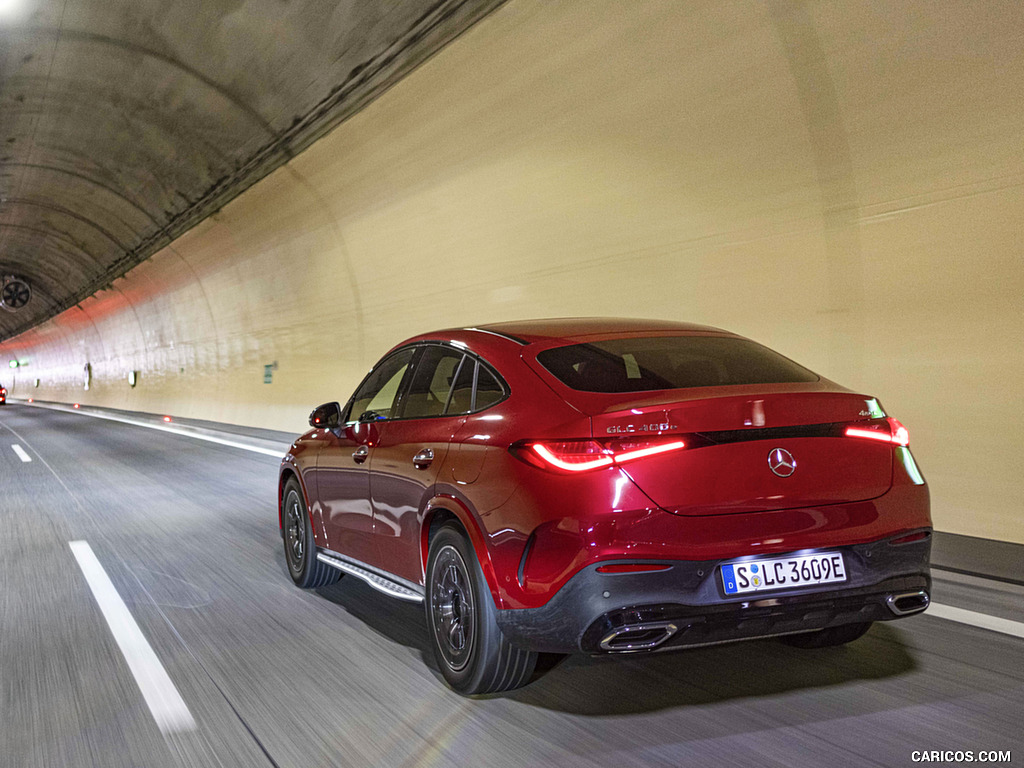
278, 465, 307, 532
422, 494, 505, 608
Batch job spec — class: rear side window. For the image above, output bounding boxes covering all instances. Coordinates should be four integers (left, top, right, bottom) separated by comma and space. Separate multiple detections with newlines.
377, 344, 510, 420
446, 356, 476, 415
444, 358, 508, 414
475, 365, 505, 410
536, 336, 818, 393
401, 347, 466, 419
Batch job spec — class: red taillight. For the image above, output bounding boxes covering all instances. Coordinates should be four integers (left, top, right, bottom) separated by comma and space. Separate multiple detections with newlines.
844, 417, 909, 447
516, 437, 686, 473
531, 441, 613, 472
614, 440, 687, 462
596, 563, 672, 574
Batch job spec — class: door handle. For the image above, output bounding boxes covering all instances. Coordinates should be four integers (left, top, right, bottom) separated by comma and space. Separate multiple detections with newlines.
352, 445, 369, 464
412, 447, 434, 469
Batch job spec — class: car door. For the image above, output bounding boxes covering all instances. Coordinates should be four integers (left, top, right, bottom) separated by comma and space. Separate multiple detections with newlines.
369, 345, 470, 585
316, 347, 415, 567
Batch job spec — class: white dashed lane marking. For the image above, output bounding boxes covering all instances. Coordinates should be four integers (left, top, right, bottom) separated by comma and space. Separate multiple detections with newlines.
11, 443, 31, 462
69, 540, 196, 734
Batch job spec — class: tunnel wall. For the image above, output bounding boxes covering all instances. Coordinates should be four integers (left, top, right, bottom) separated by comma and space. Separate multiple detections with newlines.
2, 0, 1022, 542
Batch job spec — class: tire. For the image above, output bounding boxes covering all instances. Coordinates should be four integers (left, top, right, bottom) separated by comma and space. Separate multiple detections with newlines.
425, 524, 538, 694
282, 477, 341, 589
781, 621, 872, 649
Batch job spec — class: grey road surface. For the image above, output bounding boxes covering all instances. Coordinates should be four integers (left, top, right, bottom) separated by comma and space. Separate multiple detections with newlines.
1, 403, 1021, 768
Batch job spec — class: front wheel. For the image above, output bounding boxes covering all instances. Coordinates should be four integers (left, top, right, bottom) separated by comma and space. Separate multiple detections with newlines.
425, 525, 538, 694
282, 477, 341, 589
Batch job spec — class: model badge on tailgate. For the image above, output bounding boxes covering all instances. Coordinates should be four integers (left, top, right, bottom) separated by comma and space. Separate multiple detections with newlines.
606, 423, 678, 434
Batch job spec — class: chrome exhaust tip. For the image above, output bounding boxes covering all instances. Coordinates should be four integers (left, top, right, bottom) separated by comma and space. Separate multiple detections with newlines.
599, 621, 678, 652
886, 590, 930, 616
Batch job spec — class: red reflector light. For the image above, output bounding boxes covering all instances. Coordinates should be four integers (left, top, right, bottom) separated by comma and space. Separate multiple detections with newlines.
891, 530, 930, 545
163, 416, 172, 422
73, 403, 80, 408
596, 563, 672, 574
520, 437, 686, 473
27, 398, 33, 403
844, 417, 909, 447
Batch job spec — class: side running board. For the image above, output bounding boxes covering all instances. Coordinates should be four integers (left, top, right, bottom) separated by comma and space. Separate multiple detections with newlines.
316, 551, 424, 603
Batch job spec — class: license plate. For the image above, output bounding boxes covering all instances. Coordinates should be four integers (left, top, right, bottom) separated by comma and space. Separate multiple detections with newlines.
721, 552, 847, 595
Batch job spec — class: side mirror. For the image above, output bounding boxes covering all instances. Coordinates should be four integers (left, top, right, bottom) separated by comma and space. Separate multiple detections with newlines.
309, 402, 342, 429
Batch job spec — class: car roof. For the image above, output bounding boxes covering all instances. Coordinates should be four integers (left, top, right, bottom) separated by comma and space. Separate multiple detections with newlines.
392, 318, 736, 359
469, 317, 728, 344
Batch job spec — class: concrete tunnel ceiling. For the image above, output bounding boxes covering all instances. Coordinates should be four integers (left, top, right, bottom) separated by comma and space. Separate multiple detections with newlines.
0, 0, 505, 341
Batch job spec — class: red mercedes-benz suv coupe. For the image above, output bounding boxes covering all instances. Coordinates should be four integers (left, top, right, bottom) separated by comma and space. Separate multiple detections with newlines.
279, 318, 931, 694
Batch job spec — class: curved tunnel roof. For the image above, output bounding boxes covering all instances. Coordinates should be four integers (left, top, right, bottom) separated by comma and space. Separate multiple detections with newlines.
0, 0, 503, 341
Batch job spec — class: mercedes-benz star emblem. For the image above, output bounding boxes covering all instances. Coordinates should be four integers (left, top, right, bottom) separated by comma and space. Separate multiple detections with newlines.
768, 448, 796, 478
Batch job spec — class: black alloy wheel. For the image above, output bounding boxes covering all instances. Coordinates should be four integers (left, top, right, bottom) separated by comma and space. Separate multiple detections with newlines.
282, 477, 341, 589
430, 544, 476, 672
284, 488, 306, 577
425, 524, 538, 694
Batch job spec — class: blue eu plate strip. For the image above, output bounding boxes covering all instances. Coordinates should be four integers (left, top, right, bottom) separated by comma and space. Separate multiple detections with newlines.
721, 563, 737, 594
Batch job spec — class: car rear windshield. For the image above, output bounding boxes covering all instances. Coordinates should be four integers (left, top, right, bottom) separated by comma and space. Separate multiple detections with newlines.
536, 336, 819, 393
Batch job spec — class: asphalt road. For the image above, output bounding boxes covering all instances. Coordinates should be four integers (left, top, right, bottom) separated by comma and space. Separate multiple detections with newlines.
1, 402, 1021, 768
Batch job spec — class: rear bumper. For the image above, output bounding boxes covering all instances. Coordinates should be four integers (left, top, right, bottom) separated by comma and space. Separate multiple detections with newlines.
494, 531, 931, 654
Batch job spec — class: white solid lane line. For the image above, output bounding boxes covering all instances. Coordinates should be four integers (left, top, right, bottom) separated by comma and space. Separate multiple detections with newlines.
11, 443, 31, 462
69, 540, 196, 734
22, 401, 287, 457
926, 602, 1024, 640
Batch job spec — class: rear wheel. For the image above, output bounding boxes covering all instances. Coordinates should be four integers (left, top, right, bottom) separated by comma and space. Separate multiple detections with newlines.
425, 524, 538, 694
781, 621, 872, 648
282, 477, 341, 589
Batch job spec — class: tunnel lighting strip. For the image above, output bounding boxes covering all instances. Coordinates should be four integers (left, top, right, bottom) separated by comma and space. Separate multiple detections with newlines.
68, 540, 197, 734
18, 400, 288, 457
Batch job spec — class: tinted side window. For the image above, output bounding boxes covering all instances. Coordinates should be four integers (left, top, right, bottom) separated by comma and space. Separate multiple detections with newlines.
475, 365, 505, 410
445, 357, 476, 415
348, 348, 416, 421
536, 336, 818, 393
401, 347, 466, 419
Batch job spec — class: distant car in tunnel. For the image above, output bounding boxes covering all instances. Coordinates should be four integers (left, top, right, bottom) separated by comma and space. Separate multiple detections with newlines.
278, 318, 931, 694
0, 384, 7, 405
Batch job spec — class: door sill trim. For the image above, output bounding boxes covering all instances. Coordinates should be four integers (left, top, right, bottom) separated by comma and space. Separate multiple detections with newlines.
316, 549, 424, 603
